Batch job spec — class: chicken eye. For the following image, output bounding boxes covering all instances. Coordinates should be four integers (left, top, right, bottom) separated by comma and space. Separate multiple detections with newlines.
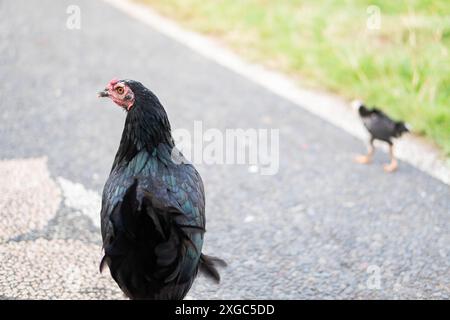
116, 87, 124, 94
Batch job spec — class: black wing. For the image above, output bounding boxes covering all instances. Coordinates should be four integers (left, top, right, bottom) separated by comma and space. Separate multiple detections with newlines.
363, 107, 397, 141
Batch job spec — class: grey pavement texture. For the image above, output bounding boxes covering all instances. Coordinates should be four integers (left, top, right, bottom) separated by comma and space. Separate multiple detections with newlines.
0, 0, 449, 299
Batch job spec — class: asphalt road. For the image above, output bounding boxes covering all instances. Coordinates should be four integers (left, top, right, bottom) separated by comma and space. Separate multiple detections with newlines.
0, 0, 449, 299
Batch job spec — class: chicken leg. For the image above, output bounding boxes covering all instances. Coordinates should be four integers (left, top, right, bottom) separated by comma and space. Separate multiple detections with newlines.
383, 144, 398, 172
355, 139, 374, 164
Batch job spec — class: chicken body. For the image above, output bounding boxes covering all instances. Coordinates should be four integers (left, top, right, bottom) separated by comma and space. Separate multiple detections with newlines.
99, 79, 223, 299
359, 106, 408, 145
355, 103, 408, 172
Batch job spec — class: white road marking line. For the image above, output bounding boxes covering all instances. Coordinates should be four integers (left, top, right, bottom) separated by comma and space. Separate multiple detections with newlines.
103, 0, 450, 185
57, 177, 101, 229
244, 215, 255, 223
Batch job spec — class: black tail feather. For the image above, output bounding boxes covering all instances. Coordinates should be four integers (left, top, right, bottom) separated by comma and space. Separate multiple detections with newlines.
394, 121, 409, 137
99, 255, 110, 273
199, 254, 227, 283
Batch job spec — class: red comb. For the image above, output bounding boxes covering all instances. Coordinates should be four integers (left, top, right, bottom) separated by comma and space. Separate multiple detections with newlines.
109, 78, 119, 86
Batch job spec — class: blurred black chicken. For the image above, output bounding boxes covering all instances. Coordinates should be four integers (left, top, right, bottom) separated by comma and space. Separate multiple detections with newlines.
98, 79, 225, 299
353, 100, 409, 172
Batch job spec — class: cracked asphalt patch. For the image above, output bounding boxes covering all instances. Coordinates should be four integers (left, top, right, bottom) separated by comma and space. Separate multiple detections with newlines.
0, 0, 449, 299
0, 239, 123, 299
0, 157, 60, 242
0, 157, 124, 299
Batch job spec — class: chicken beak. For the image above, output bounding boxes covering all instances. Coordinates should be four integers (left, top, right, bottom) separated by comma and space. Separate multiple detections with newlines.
98, 89, 110, 98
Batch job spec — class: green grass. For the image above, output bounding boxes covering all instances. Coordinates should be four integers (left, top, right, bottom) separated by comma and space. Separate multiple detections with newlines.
139, 0, 450, 155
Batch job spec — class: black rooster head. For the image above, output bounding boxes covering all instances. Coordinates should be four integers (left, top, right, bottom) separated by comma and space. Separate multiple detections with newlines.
358, 105, 371, 117
99, 78, 170, 121
98, 78, 136, 111
99, 79, 174, 164
351, 100, 370, 117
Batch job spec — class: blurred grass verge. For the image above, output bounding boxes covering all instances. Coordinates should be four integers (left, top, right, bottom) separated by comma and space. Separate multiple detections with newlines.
138, 0, 450, 156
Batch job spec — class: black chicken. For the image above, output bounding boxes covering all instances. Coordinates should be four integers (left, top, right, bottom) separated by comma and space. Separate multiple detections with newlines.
353, 101, 409, 172
98, 79, 225, 299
